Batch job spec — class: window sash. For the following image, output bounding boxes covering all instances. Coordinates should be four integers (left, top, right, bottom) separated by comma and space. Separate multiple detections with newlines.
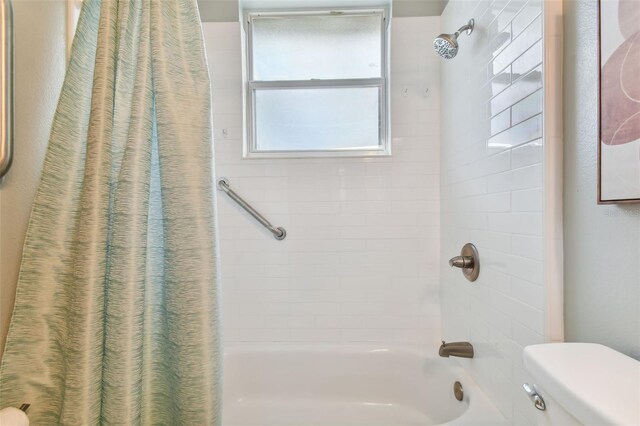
246, 10, 387, 83
249, 78, 384, 89
244, 9, 389, 158
248, 80, 386, 156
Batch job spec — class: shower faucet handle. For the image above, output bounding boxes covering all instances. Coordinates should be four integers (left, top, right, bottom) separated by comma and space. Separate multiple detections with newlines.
448, 256, 474, 268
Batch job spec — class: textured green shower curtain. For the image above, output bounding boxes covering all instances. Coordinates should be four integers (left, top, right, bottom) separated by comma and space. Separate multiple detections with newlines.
0, 0, 221, 424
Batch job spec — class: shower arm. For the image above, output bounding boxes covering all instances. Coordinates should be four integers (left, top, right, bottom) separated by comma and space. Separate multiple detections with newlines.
455, 19, 475, 38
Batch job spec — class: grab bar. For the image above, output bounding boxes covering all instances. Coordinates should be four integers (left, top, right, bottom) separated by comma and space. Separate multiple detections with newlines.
0, 0, 13, 178
217, 177, 286, 240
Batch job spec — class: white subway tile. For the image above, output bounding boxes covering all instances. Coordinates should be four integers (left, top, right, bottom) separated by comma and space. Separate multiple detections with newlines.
341, 329, 395, 342
511, 0, 542, 37
511, 277, 544, 310
511, 89, 543, 126
488, 163, 543, 193
492, 15, 542, 73
511, 187, 543, 212
290, 329, 341, 342
512, 39, 543, 78
489, 66, 543, 117
487, 113, 542, 150
511, 139, 543, 168
491, 109, 512, 136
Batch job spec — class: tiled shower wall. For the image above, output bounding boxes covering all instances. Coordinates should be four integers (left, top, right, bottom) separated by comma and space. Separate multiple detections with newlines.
203, 17, 442, 349
440, 0, 545, 424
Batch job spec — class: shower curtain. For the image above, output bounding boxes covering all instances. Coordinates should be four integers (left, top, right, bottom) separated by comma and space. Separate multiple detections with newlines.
0, 0, 221, 424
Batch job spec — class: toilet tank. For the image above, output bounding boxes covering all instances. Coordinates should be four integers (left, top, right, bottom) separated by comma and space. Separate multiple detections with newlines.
523, 343, 640, 426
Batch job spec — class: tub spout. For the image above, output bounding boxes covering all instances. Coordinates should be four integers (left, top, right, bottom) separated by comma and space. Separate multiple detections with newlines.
439, 341, 474, 358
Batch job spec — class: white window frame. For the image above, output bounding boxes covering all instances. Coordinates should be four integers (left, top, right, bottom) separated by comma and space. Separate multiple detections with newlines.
242, 9, 391, 159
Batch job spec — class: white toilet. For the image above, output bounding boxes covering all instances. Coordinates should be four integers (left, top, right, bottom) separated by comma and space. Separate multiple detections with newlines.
523, 343, 640, 425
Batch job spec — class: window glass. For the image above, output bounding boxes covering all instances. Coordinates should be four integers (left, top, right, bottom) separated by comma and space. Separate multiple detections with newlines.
254, 87, 380, 151
251, 14, 382, 81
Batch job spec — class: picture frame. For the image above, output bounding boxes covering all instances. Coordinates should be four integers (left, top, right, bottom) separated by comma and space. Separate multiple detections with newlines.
597, 0, 640, 204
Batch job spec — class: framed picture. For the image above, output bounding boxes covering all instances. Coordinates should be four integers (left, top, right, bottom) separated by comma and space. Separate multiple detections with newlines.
598, 0, 640, 204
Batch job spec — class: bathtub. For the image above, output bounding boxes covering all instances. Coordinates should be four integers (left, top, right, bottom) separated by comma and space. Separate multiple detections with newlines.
222, 345, 507, 426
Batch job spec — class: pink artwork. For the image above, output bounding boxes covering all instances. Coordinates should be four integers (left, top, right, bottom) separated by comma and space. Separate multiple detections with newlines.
599, 0, 640, 203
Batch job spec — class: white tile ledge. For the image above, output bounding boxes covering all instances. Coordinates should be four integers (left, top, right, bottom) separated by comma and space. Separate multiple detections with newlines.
523, 343, 640, 426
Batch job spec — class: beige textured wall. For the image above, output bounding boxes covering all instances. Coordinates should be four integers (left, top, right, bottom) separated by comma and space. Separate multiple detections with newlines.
563, 0, 640, 359
0, 0, 67, 357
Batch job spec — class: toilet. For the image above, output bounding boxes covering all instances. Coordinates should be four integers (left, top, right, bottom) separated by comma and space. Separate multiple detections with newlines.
523, 343, 640, 425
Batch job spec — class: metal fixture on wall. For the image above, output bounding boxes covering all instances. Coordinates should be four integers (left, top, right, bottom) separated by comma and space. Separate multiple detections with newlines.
217, 177, 286, 240
433, 18, 474, 59
448, 243, 480, 282
439, 341, 474, 358
0, 0, 13, 179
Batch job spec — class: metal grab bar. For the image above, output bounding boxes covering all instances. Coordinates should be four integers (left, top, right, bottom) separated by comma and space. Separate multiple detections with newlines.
0, 0, 13, 179
217, 177, 286, 241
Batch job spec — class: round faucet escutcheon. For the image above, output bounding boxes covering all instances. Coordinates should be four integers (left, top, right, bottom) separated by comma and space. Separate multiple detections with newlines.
448, 243, 480, 282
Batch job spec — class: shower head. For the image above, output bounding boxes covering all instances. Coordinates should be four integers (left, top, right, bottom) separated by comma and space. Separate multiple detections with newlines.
433, 18, 474, 59
433, 34, 459, 59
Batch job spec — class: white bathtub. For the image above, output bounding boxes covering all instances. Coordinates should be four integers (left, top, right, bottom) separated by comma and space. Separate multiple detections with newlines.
222, 345, 507, 426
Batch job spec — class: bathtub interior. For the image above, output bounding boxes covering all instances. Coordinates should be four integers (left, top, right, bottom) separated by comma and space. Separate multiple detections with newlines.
222, 346, 481, 426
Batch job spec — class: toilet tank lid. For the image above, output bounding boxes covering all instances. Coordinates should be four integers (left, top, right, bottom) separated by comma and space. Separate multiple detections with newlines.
523, 343, 640, 426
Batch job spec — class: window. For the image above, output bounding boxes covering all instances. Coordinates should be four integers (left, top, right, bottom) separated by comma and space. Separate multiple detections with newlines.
243, 9, 390, 158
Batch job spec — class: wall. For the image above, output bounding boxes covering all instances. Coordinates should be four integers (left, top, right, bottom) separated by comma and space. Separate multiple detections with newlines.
0, 1, 67, 357
440, 0, 547, 424
198, 1, 445, 24
563, 0, 640, 360
392, 0, 446, 17
199, 0, 239, 22
203, 17, 442, 349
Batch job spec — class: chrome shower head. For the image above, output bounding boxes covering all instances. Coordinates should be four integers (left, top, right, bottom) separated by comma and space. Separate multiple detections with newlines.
433, 18, 474, 59
433, 34, 459, 59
